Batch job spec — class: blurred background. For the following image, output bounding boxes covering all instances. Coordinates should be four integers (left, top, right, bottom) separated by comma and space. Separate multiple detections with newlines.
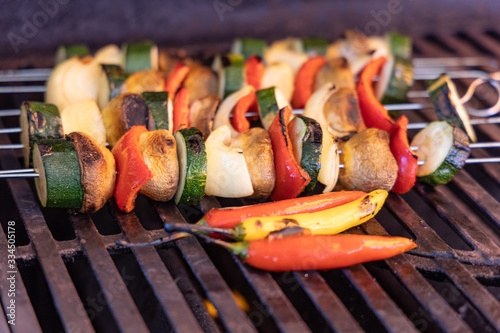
0, 0, 499, 67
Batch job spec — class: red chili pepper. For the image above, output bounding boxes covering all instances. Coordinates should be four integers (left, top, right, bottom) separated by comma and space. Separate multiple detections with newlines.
112, 126, 153, 213
231, 90, 258, 133
201, 190, 367, 228
173, 88, 190, 132
390, 115, 418, 194
164, 62, 190, 96
244, 55, 264, 90
226, 234, 416, 272
268, 106, 311, 201
357, 57, 395, 133
291, 56, 326, 109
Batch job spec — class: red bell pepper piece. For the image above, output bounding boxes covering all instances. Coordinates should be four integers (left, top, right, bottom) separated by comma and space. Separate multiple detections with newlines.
201, 190, 367, 228
112, 126, 153, 213
291, 56, 326, 109
239, 234, 416, 271
164, 62, 190, 96
231, 90, 258, 133
173, 88, 190, 132
357, 57, 395, 133
268, 106, 311, 201
244, 55, 264, 90
390, 115, 418, 194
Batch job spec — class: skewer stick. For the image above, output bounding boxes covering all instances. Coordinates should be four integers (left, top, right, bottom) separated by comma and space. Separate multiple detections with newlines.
0, 109, 21, 117
0, 127, 22, 134
2, 156, 498, 179
0, 168, 35, 174
337, 157, 500, 169
0, 144, 23, 149
407, 117, 500, 130
0, 57, 495, 83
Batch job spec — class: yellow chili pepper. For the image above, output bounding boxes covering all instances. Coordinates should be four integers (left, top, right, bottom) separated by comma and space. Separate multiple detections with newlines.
231, 189, 387, 240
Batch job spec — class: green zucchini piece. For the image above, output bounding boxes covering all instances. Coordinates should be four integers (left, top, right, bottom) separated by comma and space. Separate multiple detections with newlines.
302, 38, 328, 56
410, 121, 470, 186
33, 139, 83, 209
288, 116, 323, 195
98, 64, 129, 109
102, 64, 128, 99
123, 41, 158, 73
376, 55, 414, 104
142, 91, 171, 131
386, 32, 412, 59
256, 87, 289, 130
214, 54, 245, 98
231, 38, 267, 60
20, 101, 64, 168
427, 74, 477, 142
55, 44, 90, 64
174, 128, 207, 205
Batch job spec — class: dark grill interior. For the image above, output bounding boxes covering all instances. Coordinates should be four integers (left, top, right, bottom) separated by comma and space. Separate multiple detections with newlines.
2, 5, 500, 332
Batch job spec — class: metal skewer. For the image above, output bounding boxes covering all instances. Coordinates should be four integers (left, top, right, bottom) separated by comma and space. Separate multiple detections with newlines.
2, 154, 498, 178
0, 56, 495, 83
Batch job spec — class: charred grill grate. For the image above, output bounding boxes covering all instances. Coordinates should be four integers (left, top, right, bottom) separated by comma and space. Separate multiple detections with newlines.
1, 32, 500, 333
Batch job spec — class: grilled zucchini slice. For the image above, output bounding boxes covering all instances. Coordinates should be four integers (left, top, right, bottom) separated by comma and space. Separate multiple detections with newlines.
288, 116, 323, 195
174, 128, 207, 205
20, 101, 64, 168
33, 138, 83, 209
411, 121, 470, 186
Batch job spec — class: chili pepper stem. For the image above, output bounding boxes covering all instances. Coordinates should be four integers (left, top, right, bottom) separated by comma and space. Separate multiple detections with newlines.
115, 232, 190, 247
164, 222, 236, 238
185, 230, 250, 260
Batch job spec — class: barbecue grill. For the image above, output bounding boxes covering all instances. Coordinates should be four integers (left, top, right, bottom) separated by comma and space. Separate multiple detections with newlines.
1, 1, 500, 332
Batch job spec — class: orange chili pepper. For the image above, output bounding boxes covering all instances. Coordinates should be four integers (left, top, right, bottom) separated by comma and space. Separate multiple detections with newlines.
173, 88, 190, 132
291, 56, 326, 109
112, 126, 152, 213
237, 234, 416, 271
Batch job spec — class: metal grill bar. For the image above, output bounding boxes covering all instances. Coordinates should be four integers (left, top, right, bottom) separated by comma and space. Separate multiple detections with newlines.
0, 226, 42, 333
70, 214, 150, 333
436, 258, 500, 330
110, 205, 205, 333
342, 263, 419, 332
0, 129, 95, 332
292, 271, 364, 332
361, 221, 475, 333
230, 258, 312, 333
155, 201, 258, 332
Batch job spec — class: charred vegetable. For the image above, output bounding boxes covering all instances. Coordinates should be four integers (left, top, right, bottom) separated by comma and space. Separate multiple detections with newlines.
138, 129, 179, 202
20, 101, 64, 168
189, 95, 220, 139
174, 128, 207, 205
33, 138, 83, 209
102, 93, 154, 148
410, 121, 470, 186
232, 128, 275, 199
67, 132, 116, 213
339, 128, 398, 192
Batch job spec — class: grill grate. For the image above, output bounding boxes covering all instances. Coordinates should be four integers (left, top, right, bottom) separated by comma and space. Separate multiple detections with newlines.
1, 31, 500, 332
